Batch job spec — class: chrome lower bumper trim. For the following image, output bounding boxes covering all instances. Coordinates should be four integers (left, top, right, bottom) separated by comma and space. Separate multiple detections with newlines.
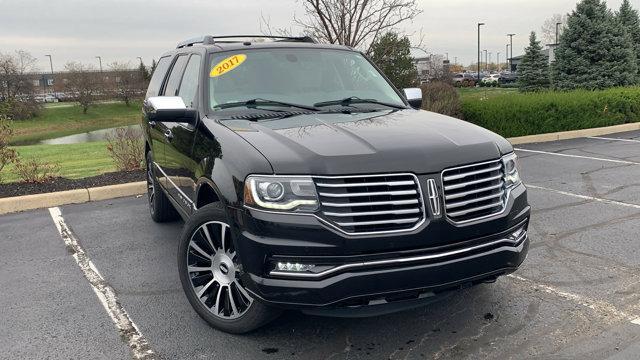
269, 230, 527, 279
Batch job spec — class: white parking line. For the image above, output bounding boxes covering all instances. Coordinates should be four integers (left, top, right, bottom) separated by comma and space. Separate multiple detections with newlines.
515, 148, 640, 165
588, 136, 640, 144
509, 275, 640, 325
48, 207, 157, 360
526, 184, 640, 210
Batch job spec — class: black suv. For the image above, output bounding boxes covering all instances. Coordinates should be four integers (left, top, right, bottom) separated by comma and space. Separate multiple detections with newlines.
142, 35, 530, 333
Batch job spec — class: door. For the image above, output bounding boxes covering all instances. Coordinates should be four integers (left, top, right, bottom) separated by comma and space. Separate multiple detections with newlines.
144, 56, 172, 176
165, 54, 202, 214
156, 54, 190, 203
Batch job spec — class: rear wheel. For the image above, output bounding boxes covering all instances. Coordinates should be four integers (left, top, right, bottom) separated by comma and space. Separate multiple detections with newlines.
178, 203, 281, 333
146, 151, 179, 223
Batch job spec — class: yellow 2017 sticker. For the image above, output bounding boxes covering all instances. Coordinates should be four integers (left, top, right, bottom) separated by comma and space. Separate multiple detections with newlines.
210, 54, 247, 77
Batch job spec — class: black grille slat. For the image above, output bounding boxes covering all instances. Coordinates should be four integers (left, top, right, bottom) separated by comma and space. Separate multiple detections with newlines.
314, 174, 425, 234
442, 160, 506, 223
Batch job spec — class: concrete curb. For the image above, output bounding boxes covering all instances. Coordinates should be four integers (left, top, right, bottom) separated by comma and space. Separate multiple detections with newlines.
0, 181, 146, 215
1, 122, 639, 216
507, 122, 640, 145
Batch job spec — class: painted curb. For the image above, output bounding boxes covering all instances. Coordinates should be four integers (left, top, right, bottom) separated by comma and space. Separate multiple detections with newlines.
507, 122, 640, 145
0, 181, 146, 215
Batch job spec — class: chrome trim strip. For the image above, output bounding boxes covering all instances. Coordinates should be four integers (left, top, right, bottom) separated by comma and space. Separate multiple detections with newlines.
324, 208, 420, 217
318, 190, 417, 198
334, 217, 421, 227
443, 163, 502, 181
447, 200, 504, 218
322, 199, 419, 208
445, 192, 504, 210
153, 162, 195, 208
315, 180, 414, 188
269, 230, 527, 279
444, 174, 502, 191
445, 182, 504, 200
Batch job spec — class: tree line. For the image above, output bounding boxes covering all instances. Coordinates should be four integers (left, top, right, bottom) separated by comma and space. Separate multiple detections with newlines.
519, 0, 640, 92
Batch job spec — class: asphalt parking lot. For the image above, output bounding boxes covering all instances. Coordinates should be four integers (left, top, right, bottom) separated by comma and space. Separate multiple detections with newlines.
2, 131, 640, 360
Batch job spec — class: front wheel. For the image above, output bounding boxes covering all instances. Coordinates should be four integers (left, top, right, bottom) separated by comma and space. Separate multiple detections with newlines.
177, 203, 281, 333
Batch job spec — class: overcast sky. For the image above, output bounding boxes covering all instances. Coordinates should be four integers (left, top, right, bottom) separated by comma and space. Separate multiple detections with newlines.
0, 0, 632, 71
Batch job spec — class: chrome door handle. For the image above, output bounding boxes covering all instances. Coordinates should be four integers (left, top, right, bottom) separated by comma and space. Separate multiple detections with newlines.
164, 129, 173, 140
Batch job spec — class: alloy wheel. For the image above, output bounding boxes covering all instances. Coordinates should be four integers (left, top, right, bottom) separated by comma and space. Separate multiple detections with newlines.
186, 221, 253, 319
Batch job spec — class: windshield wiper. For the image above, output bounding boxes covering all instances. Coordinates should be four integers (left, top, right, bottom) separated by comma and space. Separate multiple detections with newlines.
214, 98, 320, 112
314, 96, 407, 110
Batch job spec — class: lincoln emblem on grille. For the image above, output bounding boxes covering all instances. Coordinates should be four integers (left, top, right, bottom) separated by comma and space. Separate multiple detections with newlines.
426, 179, 441, 216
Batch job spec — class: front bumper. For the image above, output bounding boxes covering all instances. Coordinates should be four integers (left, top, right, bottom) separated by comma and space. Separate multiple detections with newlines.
242, 223, 528, 308
230, 184, 530, 308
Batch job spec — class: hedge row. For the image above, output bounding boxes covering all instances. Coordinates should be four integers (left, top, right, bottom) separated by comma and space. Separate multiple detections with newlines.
460, 87, 640, 138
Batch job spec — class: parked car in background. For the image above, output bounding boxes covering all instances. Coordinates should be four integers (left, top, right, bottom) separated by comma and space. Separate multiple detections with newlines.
482, 74, 501, 84
452, 73, 476, 87
499, 72, 517, 85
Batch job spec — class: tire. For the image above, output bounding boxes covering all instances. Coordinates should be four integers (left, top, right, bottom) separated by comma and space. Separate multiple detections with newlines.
146, 151, 179, 223
177, 203, 282, 334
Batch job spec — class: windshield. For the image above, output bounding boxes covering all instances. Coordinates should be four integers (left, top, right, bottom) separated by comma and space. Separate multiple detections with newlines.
207, 48, 405, 112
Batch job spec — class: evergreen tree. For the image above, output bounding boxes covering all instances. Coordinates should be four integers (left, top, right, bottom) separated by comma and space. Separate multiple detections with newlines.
553, 0, 637, 90
617, 0, 640, 78
369, 32, 418, 89
150, 59, 158, 77
138, 61, 150, 81
517, 32, 550, 92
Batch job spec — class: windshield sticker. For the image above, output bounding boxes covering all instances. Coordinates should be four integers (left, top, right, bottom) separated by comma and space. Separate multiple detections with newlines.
210, 54, 247, 78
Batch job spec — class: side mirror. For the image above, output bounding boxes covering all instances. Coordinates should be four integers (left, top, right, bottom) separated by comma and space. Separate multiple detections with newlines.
144, 96, 197, 124
403, 88, 423, 109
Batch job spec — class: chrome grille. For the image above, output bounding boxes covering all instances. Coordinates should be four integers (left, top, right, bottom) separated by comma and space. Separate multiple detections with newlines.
314, 174, 425, 235
442, 159, 506, 223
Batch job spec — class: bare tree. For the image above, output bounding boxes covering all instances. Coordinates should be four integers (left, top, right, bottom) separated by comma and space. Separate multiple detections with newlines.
64, 62, 99, 114
0, 50, 41, 119
285, 0, 422, 52
541, 14, 568, 45
108, 62, 143, 106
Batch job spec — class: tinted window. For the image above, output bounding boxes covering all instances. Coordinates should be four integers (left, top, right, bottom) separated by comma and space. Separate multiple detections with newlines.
163, 55, 189, 97
145, 56, 171, 98
178, 55, 201, 108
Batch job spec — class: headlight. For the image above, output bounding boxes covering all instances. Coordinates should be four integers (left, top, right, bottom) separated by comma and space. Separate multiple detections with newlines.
244, 175, 319, 212
501, 153, 521, 188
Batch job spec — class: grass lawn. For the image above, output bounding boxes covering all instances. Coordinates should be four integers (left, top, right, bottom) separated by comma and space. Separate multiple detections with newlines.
2, 142, 116, 184
458, 87, 518, 101
10, 101, 141, 145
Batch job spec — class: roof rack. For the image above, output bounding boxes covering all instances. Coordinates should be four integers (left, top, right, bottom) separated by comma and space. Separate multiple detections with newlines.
176, 35, 316, 48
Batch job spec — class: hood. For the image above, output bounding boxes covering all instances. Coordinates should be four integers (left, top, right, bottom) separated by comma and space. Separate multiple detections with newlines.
218, 109, 513, 175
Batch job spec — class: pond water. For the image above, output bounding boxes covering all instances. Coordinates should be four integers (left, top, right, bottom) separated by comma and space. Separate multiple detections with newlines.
34, 125, 142, 145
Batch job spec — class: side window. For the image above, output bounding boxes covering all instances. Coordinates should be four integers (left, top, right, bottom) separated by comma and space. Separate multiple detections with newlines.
163, 55, 189, 97
145, 56, 171, 98
177, 55, 201, 108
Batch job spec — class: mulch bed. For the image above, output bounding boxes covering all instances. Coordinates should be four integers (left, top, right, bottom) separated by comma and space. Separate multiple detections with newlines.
0, 170, 145, 199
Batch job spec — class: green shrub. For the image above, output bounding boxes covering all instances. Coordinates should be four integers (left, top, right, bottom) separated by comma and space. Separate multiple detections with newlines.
461, 87, 640, 137
421, 82, 462, 118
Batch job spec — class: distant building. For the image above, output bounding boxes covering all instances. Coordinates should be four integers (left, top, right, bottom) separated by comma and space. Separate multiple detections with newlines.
508, 44, 557, 73
17, 69, 142, 96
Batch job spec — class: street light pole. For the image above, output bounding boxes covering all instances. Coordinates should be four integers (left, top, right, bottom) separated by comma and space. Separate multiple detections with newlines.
506, 44, 510, 71
497, 52, 500, 71
137, 56, 143, 65
45, 54, 53, 95
483, 50, 488, 72
454, 56, 457, 65
507, 34, 515, 72
556, 22, 562, 44
477, 23, 485, 85
96, 56, 103, 72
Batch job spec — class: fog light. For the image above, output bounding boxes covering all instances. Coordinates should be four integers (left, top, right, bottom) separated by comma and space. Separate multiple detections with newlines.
275, 262, 315, 272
